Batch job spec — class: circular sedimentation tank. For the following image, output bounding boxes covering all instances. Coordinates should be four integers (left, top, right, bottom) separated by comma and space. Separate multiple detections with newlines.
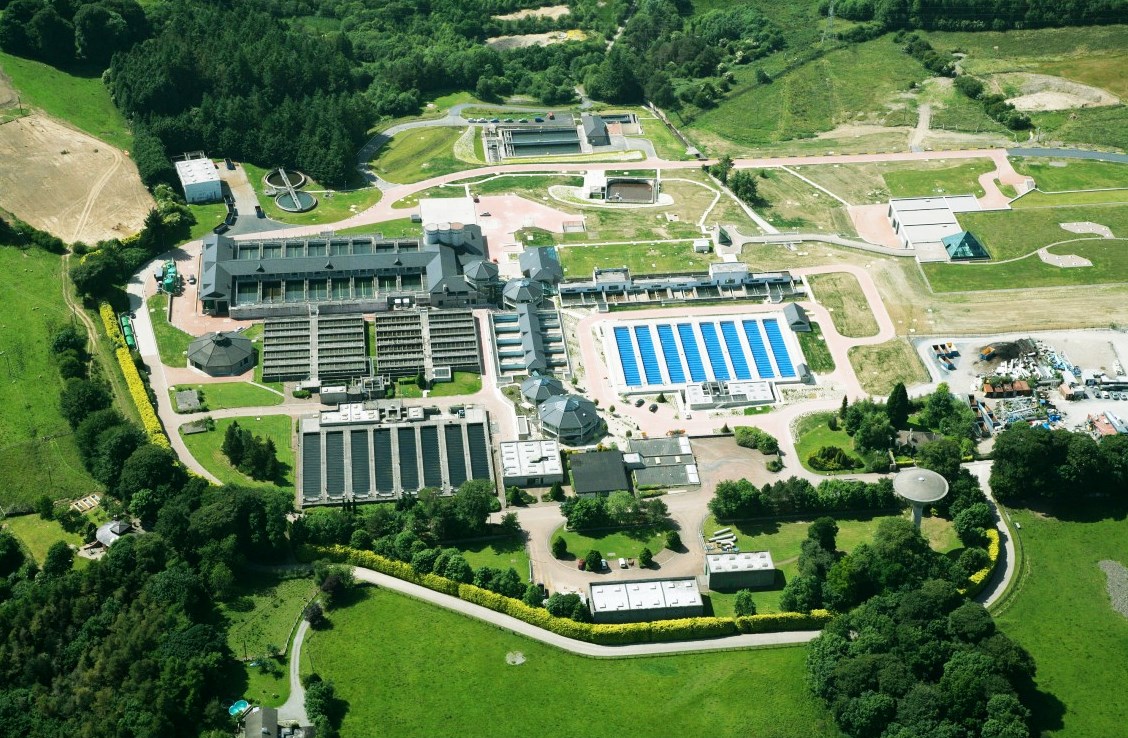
275, 190, 317, 212
263, 168, 307, 189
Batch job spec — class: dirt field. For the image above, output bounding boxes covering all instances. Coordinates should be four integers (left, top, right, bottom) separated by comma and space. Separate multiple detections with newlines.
485, 30, 587, 51
0, 115, 152, 243
492, 5, 569, 20
992, 73, 1119, 111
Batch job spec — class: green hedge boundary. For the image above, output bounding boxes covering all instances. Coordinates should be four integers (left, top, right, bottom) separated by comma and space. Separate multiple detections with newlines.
298, 544, 831, 645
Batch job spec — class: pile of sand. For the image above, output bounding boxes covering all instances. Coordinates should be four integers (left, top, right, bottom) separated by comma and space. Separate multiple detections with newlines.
992, 73, 1119, 112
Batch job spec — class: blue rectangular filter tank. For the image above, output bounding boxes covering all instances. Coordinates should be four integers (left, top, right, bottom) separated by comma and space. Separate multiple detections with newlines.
741, 320, 775, 378
719, 321, 753, 380
613, 326, 643, 386
697, 322, 731, 381
676, 323, 708, 382
632, 325, 664, 385
655, 324, 686, 384
762, 318, 796, 377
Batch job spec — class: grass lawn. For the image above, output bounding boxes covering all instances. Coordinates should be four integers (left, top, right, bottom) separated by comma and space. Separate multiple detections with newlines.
1010, 157, 1128, 192
335, 217, 419, 238
923, 239, 1128, 292
559, 241, 711, 277
187, 203, 229, 242
370, 127, 472, 184
640, 114, 691, 160
848, 339, 930, 396
454, 536, 529, 575
0, 52, 132, 150
959, 204, 1128, 260
807, 272, 879, 338
223, 573, 318, 708
171, 381, 283, 411
241, 163, 382, 226
305, 587, 840, 738
147, 293, 195, 367
882, 159, 994, 199
793, 412, 863, 474
0, 248, 101, 509
180, 415, 295, 488
796, 322, 836, 374
428, 372, 482, 397
993, 505, 1128, 737
758, 169, 857, 234
2, 514, 88, 569
1011, 189, 1128, 208
703, 511, 955, 616
554, 522, 672, 563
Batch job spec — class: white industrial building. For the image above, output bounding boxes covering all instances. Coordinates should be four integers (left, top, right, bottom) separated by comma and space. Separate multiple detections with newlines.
684, 380, 775, 410
887, 195, 981, 262
174, 156, 222, 204
500, 439, 564, 487
704, 551, 776, 590
588, 577, 704, 623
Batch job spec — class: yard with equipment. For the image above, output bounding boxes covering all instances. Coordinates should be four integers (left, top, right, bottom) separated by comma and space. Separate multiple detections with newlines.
807, 272, 879, 338
180, 415, 295, 488
848, 339, 930, 396
995, 506, 1128, 737
303, 587, 838, 738
0, 248, 102, 509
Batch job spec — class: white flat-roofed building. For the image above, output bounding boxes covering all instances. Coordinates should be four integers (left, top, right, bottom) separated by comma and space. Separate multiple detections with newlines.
175, 157, 222, 204
500, 439, 563, 487
589, 577, 704, 623
685, 380, 775, 410
705, 551, 776, 590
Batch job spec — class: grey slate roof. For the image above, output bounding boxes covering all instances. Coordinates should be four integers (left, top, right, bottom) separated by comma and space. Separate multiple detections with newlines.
570, 450, 629, 494
783, 302, 809, 330
96, 519, 132, 547
464, 259, 499, 282
519, 247, 564, 284
521, 375, 566, 403
503, 278, 544, 305
187, 332, 254, 369
539, 393, 600, 434
581, 113, 608, 141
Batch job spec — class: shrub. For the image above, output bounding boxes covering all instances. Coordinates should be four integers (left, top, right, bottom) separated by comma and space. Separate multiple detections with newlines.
734, 589, 757, 616
807, 445, 859, 472
116, 347, 169, 448
584, 549, 603, 572
766, 458, 784, 473
638, 547, 653, 568
666, 530, 681, 550
960, 528, 1001, 597
734, 426, 779, 454
99, 302, 125, 348
551, 536, 567, 559
293, 388, 312, 399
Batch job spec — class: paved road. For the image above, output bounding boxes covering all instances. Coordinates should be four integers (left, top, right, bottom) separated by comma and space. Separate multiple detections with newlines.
1008, 147, 1128, 164
966, 461, 1018, 609
278, 619, 310, 724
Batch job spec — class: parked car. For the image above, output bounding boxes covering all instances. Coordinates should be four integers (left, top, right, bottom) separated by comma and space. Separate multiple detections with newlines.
634, 398, 645, 407
534, 117, 544, 123
518, 118, 528, 123
649, 404, 658, 412
480, 211, 491, 216
188, 275, 197, 285
490, 118, 500, 123
618, 558, 628, 569
255, 205, 265, 218
600, 559, 609, 571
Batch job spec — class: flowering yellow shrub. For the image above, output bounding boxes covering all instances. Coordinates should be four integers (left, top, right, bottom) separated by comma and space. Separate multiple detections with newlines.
99, 302, 125, 348
116, 347, 169, 448
961, 527, 1001, 597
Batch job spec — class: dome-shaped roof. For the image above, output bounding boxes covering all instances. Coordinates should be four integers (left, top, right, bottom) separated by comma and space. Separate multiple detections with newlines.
539, 393, 600, 433
502, 278, 544, 305
893, 468, 949, 503
187, 331, 254, 370
521, 375, 566, 403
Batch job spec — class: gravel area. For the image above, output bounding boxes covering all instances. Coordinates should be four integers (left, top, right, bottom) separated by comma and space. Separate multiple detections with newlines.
1098, 560, 1128, 619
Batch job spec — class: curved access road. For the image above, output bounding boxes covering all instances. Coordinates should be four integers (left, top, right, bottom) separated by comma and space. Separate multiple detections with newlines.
965, 460, 1018, 610
277, 619, 310, 725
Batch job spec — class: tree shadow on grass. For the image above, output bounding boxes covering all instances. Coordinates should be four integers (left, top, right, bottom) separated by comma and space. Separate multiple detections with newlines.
1025, 685, 1066, 735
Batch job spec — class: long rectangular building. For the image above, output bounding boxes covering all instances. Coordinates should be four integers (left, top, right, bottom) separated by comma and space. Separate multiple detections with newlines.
261, 314, 369, 383
373, 309, 481, 379
298, 403, 495, 507
588, 577, 704, 624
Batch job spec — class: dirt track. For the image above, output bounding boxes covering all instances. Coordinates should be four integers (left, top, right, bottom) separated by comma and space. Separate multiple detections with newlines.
0, 115, 152, 243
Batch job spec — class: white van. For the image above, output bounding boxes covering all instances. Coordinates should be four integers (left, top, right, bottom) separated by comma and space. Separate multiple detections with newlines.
618, 558, 628, 569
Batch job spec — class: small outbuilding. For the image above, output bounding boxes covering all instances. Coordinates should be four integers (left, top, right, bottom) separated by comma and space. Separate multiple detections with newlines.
705, 551, 776, 590
569, 449, 628, 495
188, 332, 255, 376
95, 519, 133, 548
581, 114, 610, 147
589, 577, 704, 623
174, 156, 222, 204
539, 393, 602, 446
782, 303, 810, 332
521, 375, 566, 404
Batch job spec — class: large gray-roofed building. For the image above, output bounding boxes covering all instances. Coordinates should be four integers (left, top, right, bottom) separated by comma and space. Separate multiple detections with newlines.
261, 314, 369, 383
539, 394, 602, 446
502, 278, 544, 307
199, 231, 495, 318
299, 403, 495, 506
570, 449, 628, 494
491, 304, 570, 379
187, 331, 255, 376
589, 577, 704, 623
373, 309, 481, 379
519, 247, 564, 285
626, 435, 699, 489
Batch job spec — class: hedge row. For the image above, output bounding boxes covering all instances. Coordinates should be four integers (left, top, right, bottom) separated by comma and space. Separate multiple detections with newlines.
99, 303, 125, 348
961, 528, 1001, 598
299, 544, 832, 645
116, 346, 169, 448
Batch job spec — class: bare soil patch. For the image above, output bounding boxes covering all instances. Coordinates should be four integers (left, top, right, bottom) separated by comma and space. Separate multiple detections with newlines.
492, 5, 569, 21
0, 114, 152, 242
486, 30, 588, 51
991, 73, 1119, 112
1098, 560, 1128, 619
0, 67, 16, 108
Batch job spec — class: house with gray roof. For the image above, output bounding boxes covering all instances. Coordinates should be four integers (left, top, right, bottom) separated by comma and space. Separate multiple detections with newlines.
519, 247, 564, 285
581, 113, 610, 146
521, 375, 566, 403
502, 278, 544, 308
188, 331, 255, 375
782, 303, 810, 332
538, 393, 602, 446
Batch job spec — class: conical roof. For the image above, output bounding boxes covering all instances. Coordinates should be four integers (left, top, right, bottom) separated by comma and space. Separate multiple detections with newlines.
187, 331, 254, 369
503, 278, 544, 305
464, 259, 499, 282
521, 375, 566, 403
539, 393, 599, 433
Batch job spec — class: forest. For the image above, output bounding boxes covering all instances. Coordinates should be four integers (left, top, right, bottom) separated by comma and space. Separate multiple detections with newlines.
827, 0, 1127, 32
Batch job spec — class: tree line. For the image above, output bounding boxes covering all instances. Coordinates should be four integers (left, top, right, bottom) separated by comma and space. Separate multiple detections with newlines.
989, 423, 1128, 504
0, 0, 147, 67
826, 0, 1126, 32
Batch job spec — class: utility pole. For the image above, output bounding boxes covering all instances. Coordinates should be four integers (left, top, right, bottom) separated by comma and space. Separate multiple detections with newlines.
822, 0, 837, 44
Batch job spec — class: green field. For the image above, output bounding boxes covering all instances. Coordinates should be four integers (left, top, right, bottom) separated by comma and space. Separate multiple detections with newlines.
793, 412, 864, 474
171, 381, 283, 410
758, 170, 856, 234
0, 248, 101, 508
848, 339, 930, 396
2, 513, 88, 568
180, 415, 295, 488
554, 522, 672, 564
223, 573, 318, 708
882, 159, 994, 199
371, 127, 473, 184
241, 163, 383, 226
0, 52, 132, 150
187, 203, 229, 242
559, 241, 711, 277
796, 322, 835, 374
428, 372, 483, 397
305, 587, 840, 738
1010, 158, 1128, 192
336, 217, 420, 238
147, 294, 195, 367
807, 272, 879, 338
685, 37, 925, 153
454, 536, 529, 575
994, 506, 1128, 737
958, 204, 1128, 260
1011, 189, 1128, 208
923, 239, 1128, 292
704, 511, 956, 616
